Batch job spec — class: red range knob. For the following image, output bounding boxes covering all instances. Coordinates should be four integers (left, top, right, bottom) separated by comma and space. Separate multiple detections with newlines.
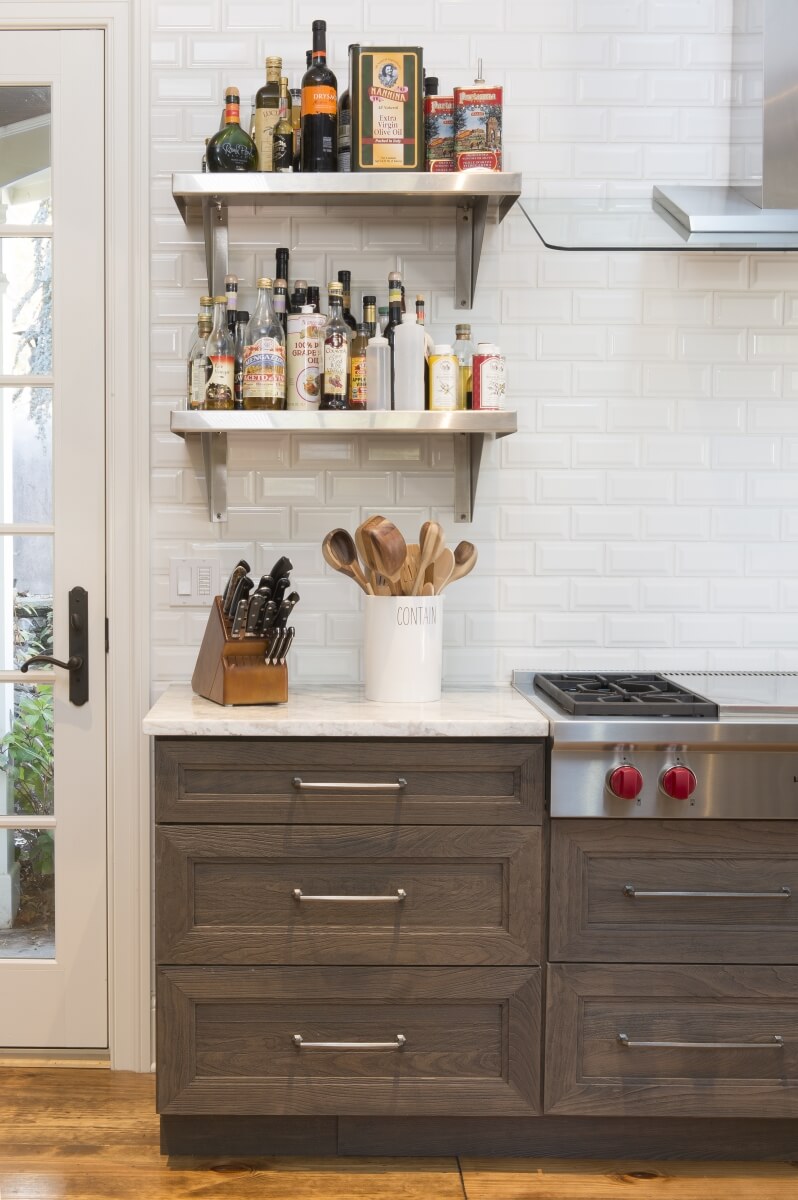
660, 765, 697, 800
607, 765, 644, 800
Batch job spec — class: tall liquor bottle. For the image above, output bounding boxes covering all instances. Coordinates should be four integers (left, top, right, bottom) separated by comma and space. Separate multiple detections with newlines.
349, 322, 369, 409
289, 87, 302, 169
320, 282, 349, 409
203, 297, 235, 409
337, 43, 355, 172
243, 278, 286, 410
206, 87, 257, 172
307, 284, 321, 313
385, 274, 403, 408
254, 57, 282, 171
273, 278, 288, 334
276, 246, 290, 292
273, 77, 294, 172
187, 298, 213, 410
301, 20, 337, 172
225, 274, 238, 333
337, 270, 357, 332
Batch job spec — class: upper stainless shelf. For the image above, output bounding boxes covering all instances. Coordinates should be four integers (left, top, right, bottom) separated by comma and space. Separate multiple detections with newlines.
519, 196, 798, 251
171, 409, 517, 437
172, 172, 522, 223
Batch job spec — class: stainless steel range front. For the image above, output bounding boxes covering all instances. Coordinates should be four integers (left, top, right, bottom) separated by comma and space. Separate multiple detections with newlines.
512, 671, 798, 819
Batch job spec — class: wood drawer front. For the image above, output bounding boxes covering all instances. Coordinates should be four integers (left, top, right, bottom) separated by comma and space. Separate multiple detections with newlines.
157, 965, 540, 1117
550, 820, 798, 964
155, 738, 543, 825
545, 964, 798, 1118
156, 824, 540, 966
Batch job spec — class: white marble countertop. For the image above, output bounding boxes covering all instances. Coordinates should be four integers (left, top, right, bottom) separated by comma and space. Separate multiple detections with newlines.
143, 683, 548, 738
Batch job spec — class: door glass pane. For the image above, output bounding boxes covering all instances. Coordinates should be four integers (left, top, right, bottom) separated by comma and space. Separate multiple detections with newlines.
0, 387, 52, 524
0, 236, 53, 376
0, 828, 54, 960
0, 86, 51, 225
0, 535, 54, 670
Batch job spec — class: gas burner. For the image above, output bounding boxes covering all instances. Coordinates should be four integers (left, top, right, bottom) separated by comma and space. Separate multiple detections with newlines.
534, 672, 719, 718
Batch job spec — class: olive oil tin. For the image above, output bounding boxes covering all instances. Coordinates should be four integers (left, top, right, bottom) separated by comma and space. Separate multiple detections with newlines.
350, 45, 424, 171
424, 96, 455, 171
453, 83, 503, 171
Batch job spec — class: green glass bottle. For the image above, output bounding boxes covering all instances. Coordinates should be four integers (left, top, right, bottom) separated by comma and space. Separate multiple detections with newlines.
207, 86, 257, 173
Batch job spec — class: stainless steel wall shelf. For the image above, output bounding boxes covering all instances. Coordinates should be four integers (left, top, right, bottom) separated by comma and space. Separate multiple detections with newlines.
172, 172, 522, 309
171, 409, 517, 525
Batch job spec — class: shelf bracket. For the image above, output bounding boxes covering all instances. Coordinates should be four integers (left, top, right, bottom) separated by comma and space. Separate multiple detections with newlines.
201, 432, 228, 523
455, 199, 488, 311
202, 197, 229, 298
453, 431, 485, 523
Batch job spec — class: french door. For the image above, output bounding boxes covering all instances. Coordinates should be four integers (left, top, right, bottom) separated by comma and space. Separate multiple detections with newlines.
0, 29, 107, 1046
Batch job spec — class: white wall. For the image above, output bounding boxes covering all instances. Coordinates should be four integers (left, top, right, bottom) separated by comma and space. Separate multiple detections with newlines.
150, 0, 798, 689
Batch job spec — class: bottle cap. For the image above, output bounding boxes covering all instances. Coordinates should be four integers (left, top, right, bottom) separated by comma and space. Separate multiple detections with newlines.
224, 87, 240, 100
425, 76, 439, 95
312, 19, 326, 31
236, 310, 250, 323
434, 344, 454, 354
256, 276, 273, 288
266, 56, 282, 68
456, 324, 472, 337
213, 295, 227, 304
363, 294, 376, 304
295, 278, 308, 288
274, 277, 287, 288
200, 295, 213, 305
328, 282, 344, 295
377, 306, 388, 314
388, 271, 402, 282
225, 274, 238, 286
477, 341, 496, 350
338, 269, 351, 285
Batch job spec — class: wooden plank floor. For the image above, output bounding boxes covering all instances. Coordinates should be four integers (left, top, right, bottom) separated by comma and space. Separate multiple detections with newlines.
0, 1069, 795, 1199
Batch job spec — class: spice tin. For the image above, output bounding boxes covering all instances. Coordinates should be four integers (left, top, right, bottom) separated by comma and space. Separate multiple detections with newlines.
424, 96, 455, 172
286, 308, 323, 410
472, 343, 505, 411
453, 83, 502, 171
428, 345, 459, 411
350, 45, 424, 171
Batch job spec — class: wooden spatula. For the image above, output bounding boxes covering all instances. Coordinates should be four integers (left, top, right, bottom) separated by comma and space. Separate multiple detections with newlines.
363, 516, 407, 596
412, 521, 445, 595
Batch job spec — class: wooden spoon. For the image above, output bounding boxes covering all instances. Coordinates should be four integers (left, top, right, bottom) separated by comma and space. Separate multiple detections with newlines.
355, 517, 384, 591
439, 540, 477, 592
430, 547, 455, 594
322, 529, 373, 594
412, 520, 445, 595
399, 543, 420, 596
363, 517, 408, 597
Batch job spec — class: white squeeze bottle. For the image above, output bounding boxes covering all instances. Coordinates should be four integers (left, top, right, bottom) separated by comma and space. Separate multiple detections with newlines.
366, 333, 391, 411
392, 312, 427, 411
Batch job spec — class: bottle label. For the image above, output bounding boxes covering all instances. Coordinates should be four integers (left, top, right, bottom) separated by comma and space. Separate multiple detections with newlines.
350, 353, 367, 406
243, 337, 286, 402
273, 293, 286, 314
205, 355, 234, 408
273, 131, 293, 171
324, 337, 348, 398
190, 359, 208, 409
286, 313, 323, 410
225, 100, 240, 125
255, 107, 280, 170
303, 85, 337, 116
473, 353, 505, 410
338, 108, 351, 171
429, 355, 458, 411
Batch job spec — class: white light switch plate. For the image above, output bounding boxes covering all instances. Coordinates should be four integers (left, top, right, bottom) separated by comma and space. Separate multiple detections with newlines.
169, 558, 220, 607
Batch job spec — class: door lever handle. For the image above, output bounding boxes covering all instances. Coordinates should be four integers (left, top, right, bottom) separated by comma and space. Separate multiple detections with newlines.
20, 654, 83, 673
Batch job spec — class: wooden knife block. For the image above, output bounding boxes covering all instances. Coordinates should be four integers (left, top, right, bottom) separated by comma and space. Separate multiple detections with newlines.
191, 596, 288, 706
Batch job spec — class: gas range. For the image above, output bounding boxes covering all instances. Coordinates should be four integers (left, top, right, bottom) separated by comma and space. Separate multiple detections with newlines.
512, 670, 798, 819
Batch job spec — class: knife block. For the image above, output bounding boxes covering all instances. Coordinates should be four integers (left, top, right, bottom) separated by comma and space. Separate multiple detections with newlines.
191, 596, 288, 706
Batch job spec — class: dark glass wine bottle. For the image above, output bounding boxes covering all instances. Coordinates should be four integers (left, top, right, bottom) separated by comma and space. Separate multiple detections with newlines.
362, 294, 377, 340
301, 20, 338, 172
206, 87, 257, 172
338, 270, 357, 332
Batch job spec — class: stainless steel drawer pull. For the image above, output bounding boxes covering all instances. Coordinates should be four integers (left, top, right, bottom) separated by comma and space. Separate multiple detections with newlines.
292, 1034, 406, 1050
291, 776, 408, 792
292, 888, 406, 903
623, 884, 791, 900
618, 1033, 784, 1050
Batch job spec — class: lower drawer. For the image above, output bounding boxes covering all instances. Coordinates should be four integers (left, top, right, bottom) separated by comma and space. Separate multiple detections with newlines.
545, 964, 798, 1118
157, 965, 540, 1117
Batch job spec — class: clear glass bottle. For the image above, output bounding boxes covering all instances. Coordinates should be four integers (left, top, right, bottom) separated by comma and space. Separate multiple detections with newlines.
254, 56, 282, 171
203, 296, 235, 409
377, 305, 389, 335
233, 309, 250, 410
273, 76, 294, 172
349, 322, 369, 409
453, 322, 474, 411
321, 281, 349, 410
206, 87, 257, 173
243, 277, 286, 410
187, 300, 213, 410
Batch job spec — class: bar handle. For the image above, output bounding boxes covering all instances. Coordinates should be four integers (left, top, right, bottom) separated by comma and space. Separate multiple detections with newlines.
623, 884, 791, 900
618, 1033, 784, 1050
292, 1034, 406, 1051
292, 776, 407, 793
292, 888, 406, 903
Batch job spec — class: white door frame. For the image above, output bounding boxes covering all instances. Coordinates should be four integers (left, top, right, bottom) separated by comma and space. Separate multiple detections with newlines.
0, 1, 151, 1070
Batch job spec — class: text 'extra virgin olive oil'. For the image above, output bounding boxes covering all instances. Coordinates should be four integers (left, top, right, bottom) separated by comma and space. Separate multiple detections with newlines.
206, 87, 257, 172
301, 20, 338, 172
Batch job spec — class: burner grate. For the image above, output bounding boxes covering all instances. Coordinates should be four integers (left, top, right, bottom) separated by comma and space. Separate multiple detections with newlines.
534, 672, 719, 718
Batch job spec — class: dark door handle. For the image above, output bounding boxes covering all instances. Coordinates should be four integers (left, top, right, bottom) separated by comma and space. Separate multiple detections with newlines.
18, 587, 89, 705
21, 654, 83, 673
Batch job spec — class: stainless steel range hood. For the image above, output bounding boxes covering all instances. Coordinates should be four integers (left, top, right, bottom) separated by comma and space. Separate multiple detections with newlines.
654, 0, 798, 234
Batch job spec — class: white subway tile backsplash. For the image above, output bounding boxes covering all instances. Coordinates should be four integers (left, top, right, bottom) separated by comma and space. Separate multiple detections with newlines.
676, 543, 744, 576
641, 507, 710, 540
537, 614, 604, 646
710, 580, 778, 612
640, 579, 707, 610
711, 506, 780, 541
675, 614, 743, 646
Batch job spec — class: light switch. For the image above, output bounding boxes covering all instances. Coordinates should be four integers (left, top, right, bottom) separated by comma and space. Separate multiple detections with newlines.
169, 558, 221, 607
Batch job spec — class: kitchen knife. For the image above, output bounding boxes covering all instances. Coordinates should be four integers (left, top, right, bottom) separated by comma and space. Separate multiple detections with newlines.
274, 591, 299, 629
231, 596, 250, 638
227, 574, 253, 624
268, 627, 287, 665
264, 555, 293, 588
265, 625, 283, 664
271, 574, 291, 609
222, 559, 250, 614
279, 627, 295, 665
255, 574, 274, 593
258, 600, 278, 633
245, 593, 265, 636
